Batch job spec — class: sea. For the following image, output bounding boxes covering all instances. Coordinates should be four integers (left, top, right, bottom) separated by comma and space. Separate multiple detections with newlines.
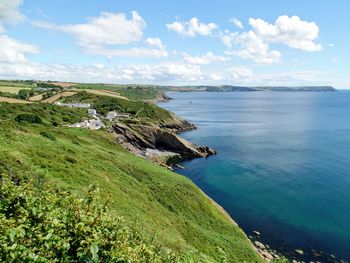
159, 91, 350, 262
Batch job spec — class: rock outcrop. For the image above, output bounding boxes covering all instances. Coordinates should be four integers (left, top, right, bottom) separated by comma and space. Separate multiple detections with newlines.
111, 122, 215, 167
159, 113, 196, 133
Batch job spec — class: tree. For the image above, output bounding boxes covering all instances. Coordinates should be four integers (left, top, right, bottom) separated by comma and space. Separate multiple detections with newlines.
17, 89, 30, 100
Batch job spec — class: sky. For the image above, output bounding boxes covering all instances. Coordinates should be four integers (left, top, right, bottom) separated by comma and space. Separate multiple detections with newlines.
0, 0, 349, 88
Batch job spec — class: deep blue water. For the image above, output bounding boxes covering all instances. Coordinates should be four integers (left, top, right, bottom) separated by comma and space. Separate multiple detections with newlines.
159, 91, 350, 261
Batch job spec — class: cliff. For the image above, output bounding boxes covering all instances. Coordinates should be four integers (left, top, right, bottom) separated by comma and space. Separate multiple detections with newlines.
111, 121, 216, 167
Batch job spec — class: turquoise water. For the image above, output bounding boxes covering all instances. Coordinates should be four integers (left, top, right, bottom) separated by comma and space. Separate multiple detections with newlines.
159, 91, 350, 261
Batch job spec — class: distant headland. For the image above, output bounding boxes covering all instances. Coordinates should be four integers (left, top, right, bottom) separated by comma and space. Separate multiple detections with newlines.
165, 85, 337, 92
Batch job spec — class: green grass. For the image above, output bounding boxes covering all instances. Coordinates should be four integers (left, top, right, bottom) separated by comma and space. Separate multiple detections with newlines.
0, 86, 31, 94
0, 80, 36, 88
0, 102, 262, 262
0, 103, 89, 126
75, 83, 165, 101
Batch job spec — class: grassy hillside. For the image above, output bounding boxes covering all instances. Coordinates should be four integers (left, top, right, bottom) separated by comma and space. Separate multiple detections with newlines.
75, 83, 167, 101
0, 102, 263, 262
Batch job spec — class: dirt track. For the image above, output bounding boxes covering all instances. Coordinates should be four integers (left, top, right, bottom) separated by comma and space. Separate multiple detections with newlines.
0, 97, 33, 104
80, 89, 129, 100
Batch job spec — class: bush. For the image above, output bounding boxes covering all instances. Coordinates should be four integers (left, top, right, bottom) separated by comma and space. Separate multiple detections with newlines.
40, 131, 56, 141
17, 89, 30, 100
15, 114, 43, 124
0, 177, 179, 262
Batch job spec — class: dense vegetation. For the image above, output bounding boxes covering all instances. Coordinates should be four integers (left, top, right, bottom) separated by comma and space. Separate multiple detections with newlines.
0, 102, 264, 262
0, 176, 181, 262
0, 103, 89, 126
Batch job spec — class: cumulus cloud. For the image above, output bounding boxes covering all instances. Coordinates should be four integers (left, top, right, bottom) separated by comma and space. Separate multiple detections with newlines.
182, 52, 228, 65
249, 15, 322, 51
229, 18, 243, 29
62, 11, 145, 46
223, 15, 322, 64
224, 31, 282, 65
0, 35, 39, 64
33, 11, 167, 59
0, 0, 24, 32
166, 17, 218, 37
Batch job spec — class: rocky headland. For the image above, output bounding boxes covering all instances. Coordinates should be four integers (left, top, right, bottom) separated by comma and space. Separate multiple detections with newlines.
111, 118, 216, 167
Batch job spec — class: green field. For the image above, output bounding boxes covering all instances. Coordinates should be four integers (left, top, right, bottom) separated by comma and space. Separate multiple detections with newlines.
0, 86, 31, 94
0, 102, 264, 262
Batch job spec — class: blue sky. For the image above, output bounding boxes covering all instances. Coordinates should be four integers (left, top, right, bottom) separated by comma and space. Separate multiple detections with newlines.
0, 0, 349, 87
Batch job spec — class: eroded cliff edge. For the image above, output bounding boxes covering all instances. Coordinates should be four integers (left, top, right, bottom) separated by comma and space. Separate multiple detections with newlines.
111, 117, 216, 167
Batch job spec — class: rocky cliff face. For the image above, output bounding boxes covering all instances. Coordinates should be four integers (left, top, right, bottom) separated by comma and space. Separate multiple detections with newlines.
111, 121, 215, 167
158, 113, 196, 133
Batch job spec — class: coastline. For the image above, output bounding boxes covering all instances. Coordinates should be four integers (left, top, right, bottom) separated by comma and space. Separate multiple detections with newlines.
157, 92, 350, 263
156, 95, 284, 262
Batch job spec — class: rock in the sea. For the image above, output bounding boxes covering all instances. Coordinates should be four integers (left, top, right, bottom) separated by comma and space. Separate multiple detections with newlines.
253, 230, 261, 236
254, 241, 265, 249
312, 251, 322, 257
295, 249, 304, 255
260, 251, 273, 261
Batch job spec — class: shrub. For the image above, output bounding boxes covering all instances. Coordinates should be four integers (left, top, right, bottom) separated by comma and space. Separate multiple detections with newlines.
15, 114, 43, 124
39, 131, 56, 141
17, 89, 30, 100
0, 177, 179, 262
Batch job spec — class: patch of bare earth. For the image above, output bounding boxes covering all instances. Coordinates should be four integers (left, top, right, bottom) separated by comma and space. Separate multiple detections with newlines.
0, 97, 33, 104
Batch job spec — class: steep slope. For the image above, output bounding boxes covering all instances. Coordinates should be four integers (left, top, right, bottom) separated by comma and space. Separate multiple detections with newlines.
0, 103, 263, 262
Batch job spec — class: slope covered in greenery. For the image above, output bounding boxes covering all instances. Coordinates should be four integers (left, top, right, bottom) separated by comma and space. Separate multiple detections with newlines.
0, 102, 263, 262
75, 83, 166, 101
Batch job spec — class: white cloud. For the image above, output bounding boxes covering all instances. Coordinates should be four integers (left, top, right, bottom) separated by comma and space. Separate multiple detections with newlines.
229, 67, 254, 83
249, 16, 322, 52
0, 35, 39, 63
223, 15, 322, 64
81, 36, 168, 58
145, 37, 164, 49
182, 52, 228, 65
224, 31, 282, 65
62, 11, 145, 46
166, 17, 218, 37
0, 0, 24, 32
229, 18, 243, 29
0, 61, 203, 84
33, 11, 167, 59
0, 59, 336, 86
